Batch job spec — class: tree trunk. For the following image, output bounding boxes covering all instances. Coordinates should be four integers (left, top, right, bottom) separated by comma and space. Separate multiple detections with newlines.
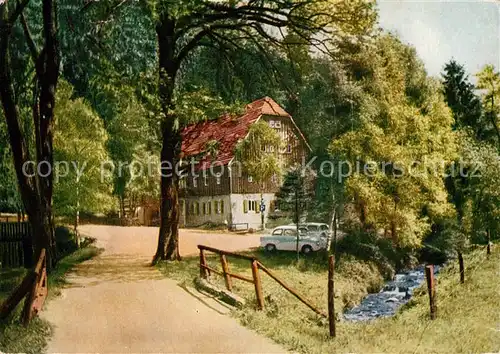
0, 0, 60, 269
152, 14, 181, 264
391, 221, 397, 245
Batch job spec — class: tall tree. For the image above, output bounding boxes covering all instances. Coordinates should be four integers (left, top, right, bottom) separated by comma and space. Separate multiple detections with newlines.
330, 34, 457, 247
442, 60, 483, 134
476, 64, 500, 149
0, 0, 60, 267
275, 165, 314, 259
52, 81, 114, 240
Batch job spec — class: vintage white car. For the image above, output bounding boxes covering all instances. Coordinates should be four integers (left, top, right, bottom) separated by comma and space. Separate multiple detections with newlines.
260, 225, 327, 254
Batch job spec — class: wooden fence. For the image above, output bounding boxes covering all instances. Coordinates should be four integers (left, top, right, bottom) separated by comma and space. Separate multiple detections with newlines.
198, 245, 326, 317
0, 222, 33, 268
0, 248, 47, 326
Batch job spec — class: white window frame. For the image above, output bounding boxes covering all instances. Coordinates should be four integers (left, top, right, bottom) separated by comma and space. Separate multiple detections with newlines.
274, 120, 282, 128
216, 176, 221, 185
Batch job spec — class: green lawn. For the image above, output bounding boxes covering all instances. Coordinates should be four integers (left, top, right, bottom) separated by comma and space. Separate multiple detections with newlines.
0, 246, 101, 354
159, 246, 499, 353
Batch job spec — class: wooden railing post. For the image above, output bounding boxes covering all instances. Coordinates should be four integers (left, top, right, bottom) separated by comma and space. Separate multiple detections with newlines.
22, 248, 46, 326
425, 265, 437, 320
487, 229, 491, 256
251, 260, 264, 310
458, 252, 465, 284
199, 248, 208, 279
220, 254, 232, 291
328, 255, 336, 337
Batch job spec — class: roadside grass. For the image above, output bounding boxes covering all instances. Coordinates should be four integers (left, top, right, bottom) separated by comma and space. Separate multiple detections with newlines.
0, 245, 101, 354
159, 246, 499, 353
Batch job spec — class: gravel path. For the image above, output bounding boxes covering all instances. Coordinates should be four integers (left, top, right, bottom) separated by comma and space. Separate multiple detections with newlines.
42, 225, 284, 353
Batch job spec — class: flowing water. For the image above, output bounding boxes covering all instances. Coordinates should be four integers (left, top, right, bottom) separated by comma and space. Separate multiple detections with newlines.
344, 265, 441, 322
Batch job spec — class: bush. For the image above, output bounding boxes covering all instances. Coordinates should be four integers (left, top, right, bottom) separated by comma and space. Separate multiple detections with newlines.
55, 226, 77, 259
335, 229, 418, 277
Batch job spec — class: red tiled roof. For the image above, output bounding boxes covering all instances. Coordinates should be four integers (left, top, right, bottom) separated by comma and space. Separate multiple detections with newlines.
181, 97, 291, 170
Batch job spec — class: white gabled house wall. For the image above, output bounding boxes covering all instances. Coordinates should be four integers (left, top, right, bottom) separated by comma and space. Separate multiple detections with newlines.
229, 193, 275, 230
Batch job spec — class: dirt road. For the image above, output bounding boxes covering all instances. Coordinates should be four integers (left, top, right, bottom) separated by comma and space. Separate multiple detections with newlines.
42, 225, 283, 353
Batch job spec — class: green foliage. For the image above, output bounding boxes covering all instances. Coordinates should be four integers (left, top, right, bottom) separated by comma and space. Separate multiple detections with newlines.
0, 118, 22, 213
476, 64, 500, 148
127, 144, 160, 205
458, 132, 500, 241
275, 167, 314, 224
235, 121, 283, 186
330, 34, 457, 247
53, 81, 114, 217
442, 60, 483, 133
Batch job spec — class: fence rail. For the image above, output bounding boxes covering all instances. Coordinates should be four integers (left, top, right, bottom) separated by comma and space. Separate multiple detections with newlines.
0, 248, 47, 326
197, 244, 325, 316
0, 222, 32, 268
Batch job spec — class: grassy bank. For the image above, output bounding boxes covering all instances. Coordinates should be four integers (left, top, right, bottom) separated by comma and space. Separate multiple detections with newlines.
159, 246, 499, 353
0, 246, 101, 354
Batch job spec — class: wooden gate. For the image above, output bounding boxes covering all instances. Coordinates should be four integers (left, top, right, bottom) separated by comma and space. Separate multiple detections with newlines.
0, 222, 33, 268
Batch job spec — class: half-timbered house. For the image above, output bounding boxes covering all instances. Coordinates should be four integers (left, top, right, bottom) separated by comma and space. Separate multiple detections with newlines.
179, 97, 311, 229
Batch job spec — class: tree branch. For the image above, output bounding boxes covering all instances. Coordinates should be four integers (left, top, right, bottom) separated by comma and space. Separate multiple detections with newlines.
20, 10, 39, 66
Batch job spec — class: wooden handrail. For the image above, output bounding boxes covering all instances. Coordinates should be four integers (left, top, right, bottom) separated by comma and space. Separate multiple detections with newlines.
198, 245, 256, 261
257, 261, 327, 318
200, 264, 254, 283
34, 248, 46, 275
22, 248, 47, 325
0, 248, 47, 325
197, 245, 325, 317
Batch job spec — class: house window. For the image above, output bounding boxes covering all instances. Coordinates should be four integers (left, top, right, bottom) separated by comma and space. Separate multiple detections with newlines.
214, 201, 219, 214
248, 176, 253, 183
208, 201, 212, 215
216, 176, 221, 185
286, 144, 292, 153
204, 176, 208, 186
247, 200, 258, 213
193, 177, 198, 188
203, 202, 207, 215
220, 200, 224, 214
269, 120, 281, 128
196, 202, 200, 215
